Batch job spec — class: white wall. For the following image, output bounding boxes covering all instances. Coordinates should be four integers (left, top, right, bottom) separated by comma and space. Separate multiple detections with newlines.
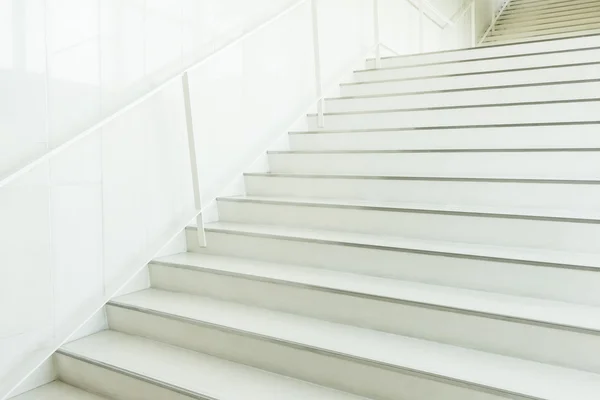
0, 0, 301, 180
0, 79, 196, 398
377, 0, 469, 54
0, 0, 482, 398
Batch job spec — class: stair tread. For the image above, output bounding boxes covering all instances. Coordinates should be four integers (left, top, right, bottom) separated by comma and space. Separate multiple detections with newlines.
218, 194, 600, 222
200, 221, 599, 269
246, 172, 600, 185
365, 32, 600, 61
153, 252, 600, 331
488, 24, 600, 41
343, 61, 600, 85
110, 288, 600, 399
483, 29, 600, 45
11, 382, 108, 400
305, 97, 600, 115
60, 330, 367, 400
271, 147, 600, 153
289, 121, 600, 134
357, 47, 600, 73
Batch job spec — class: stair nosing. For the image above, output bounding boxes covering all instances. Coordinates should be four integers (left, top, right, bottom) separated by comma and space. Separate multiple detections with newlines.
495, 16, 600, 32
504, 2, 600, 14
190, 225, 599, 272
487, 25, 600, 41
147, 262, 600, 335
499, 12, 600, 24
268, 148, 600, 154
503, 2, 600, 14
502, 9, 600, 19
56, 348, 217, 400
483, 29, 600, 45
364, 32, 600, 61
306, 98, 600, 117
216, 196, 600, 224
287, 121, 600, 134
357, 46, 600, 72
502, 2, 600, 17
498, 13, 600, 25
508, 0, 600, 8
509, 0, 600, 6
104, 299, 544, 400
245, 172, 600, 185
342, 60, 600, 86
327, 78, 600, 101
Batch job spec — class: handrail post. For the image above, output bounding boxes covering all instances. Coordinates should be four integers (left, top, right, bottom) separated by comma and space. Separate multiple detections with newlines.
419, 0, 424, 53
373, 0, 381, 68
491, 1, 496, 33
181, 72, 206, 247
471, 0, 476, 47
310, 0, 324, 128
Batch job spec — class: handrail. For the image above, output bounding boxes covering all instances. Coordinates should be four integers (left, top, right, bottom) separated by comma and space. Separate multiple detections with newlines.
0, 0, 459, 189
479, 0, 513, 45
441, 0, 477, 47
421, 0, 455, 27
311, 0, 325, 127
0, 0, 308, 190
448, 0, 475, 26
404, 0, 453, 28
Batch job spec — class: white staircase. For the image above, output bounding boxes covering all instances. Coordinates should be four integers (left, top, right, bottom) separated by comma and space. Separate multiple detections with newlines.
14, 19, 600, 400
483, 0, 600, 44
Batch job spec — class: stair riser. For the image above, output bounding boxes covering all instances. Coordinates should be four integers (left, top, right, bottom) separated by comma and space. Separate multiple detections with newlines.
268, 151, 600, 179
187, 229, 600, 307
307, 101, 600, 130
341, 64, 600, 96
106, 305, 514, 400
508, 0, 600, 11
149, 264, 600, 374
288, 125, 600, 151
244, 175, 600, 215
354, 48, 600, 82
503, 2, 600, 17
327, 82, 600, 113
499, 11, 600, 28
483, 29, 600, 45
322, 99, 600, 127
217, 200, 600, 254
487, 23, 600, 42
495, 15, 600, 33
510, 0, 600, 6
496, 14, 600, 27
363, 35, 600, 68
55, 354, 193, 400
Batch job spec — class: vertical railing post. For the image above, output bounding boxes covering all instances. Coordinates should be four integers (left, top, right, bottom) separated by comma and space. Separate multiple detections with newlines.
491, 0, 496, 33
373, 0, 381, 68
310, 0, 324, 128
471, 0, 476, 47
419, 0, 424, 53
181, 72, 206, 247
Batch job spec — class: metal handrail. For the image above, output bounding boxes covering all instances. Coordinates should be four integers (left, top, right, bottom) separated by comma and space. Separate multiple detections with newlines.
0, 0, 463, 246
0, 0, 308, 191
0, 0, 457, 190
448, 0, 476, 27
420, 0, 455, 27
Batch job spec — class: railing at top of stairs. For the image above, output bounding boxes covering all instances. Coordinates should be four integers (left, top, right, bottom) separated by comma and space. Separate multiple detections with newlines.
479, 0, 514, 44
